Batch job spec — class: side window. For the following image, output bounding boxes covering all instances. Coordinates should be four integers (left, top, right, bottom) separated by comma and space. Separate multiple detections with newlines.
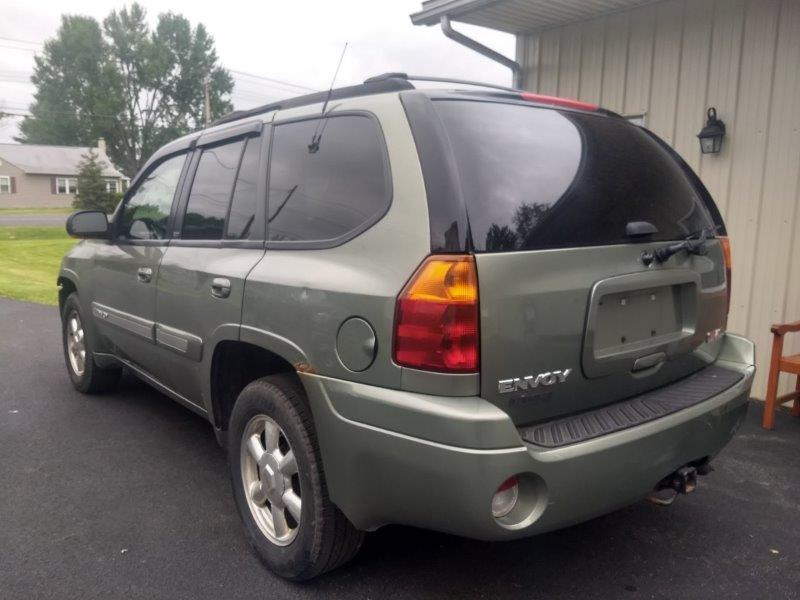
226, 137, 261, 240
182, 140, 245, 240
267, 115, 389, 243
119, 153, 186, 240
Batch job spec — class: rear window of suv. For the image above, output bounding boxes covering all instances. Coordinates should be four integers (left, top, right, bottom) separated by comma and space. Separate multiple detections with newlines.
433, 100, 715, 252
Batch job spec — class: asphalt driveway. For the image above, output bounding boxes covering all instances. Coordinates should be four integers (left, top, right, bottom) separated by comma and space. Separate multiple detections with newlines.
1, 297, 798, 599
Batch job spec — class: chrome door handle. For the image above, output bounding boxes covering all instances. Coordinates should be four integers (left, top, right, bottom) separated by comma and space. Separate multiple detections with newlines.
211, 277, 231, 299
137, 267, 153, 283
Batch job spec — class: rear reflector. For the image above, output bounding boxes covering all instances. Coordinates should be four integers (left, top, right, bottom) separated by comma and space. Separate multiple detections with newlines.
393, 255, 479, 373
520, 92, 599, 112
719, 236, 732, 313
491, 476, 519, 518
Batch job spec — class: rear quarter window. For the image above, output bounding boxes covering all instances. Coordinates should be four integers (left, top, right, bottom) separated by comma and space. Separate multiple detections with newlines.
434, 100, 715, 252
267, 114, 390, 245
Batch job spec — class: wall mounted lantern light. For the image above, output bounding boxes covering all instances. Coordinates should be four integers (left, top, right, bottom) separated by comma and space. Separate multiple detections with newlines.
697, 107, 726, 154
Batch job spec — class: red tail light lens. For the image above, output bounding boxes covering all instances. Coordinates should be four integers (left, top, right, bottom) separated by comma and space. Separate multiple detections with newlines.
393, 255, 479, 373
719, 236, 732, 313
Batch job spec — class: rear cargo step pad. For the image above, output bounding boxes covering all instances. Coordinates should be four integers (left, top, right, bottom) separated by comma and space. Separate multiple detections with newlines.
518, 365, 744, 448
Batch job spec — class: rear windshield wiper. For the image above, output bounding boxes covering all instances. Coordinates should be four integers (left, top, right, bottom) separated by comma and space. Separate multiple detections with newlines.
653, 226, 718, 263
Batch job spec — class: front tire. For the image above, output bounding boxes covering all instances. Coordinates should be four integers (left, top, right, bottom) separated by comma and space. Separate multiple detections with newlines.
228, 374, 363, 580
61, 293, 121, 393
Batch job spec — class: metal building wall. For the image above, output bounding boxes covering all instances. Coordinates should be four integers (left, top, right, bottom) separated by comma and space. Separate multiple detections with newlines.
516, 0, 800, 398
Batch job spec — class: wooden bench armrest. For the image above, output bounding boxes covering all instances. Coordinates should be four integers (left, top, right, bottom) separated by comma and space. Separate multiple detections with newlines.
771, 320, 800, 335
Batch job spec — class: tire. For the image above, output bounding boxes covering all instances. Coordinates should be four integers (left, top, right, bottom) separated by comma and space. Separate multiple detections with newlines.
61, 292, 121, 393
228, 374, 364, 580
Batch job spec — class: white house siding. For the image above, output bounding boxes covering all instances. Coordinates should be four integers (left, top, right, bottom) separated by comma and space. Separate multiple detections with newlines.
516, 0, 800, 398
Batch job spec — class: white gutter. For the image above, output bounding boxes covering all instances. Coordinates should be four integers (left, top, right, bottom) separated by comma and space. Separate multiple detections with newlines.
439, 15, 522, 88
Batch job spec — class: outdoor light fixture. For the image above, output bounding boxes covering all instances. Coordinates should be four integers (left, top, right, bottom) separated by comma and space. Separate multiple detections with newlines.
697, 107, 726, 154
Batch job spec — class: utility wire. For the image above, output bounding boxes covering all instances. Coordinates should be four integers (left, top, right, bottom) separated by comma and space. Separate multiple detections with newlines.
0, 36, 40, 46
229, 69, 317, 92
0, 37, 318, 92
0, 43, 37, 53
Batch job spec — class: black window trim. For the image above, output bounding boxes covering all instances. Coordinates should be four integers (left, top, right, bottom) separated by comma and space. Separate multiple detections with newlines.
264, 109, 393, 251
170, 124, 269, 249
112, 149, 193, 247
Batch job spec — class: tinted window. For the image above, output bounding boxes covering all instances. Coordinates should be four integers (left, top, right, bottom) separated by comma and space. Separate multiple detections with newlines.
434, 100, 714, 252
268, 115, 388, 243
226, 137, 261, 240
182, 140, 244, 240
119, 153, 186, 240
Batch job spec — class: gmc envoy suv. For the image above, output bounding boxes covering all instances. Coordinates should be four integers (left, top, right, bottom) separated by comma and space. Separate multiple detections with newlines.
59, 74, 755, 580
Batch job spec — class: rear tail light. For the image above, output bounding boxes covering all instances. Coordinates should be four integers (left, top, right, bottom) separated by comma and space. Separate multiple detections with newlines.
719, 236, 732, 313
393, 255, 479, 373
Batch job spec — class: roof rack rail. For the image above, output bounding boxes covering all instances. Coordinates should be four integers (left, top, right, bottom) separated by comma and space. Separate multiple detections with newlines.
211, 77, 414, 127
364, 72, 521, 94
366, 72, 609, 114
210, 71, 605, 129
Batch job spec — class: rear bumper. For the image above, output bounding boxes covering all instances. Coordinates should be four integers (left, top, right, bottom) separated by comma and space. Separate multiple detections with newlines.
302, 333, 754, 541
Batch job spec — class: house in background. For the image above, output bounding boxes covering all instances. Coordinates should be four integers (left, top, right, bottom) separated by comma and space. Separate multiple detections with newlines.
0, 139, 128, 208
412, 0, 800, 400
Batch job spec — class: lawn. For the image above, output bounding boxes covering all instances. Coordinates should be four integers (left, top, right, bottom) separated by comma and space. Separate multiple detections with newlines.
0, 207, 73, 216
0, 227, 75, 305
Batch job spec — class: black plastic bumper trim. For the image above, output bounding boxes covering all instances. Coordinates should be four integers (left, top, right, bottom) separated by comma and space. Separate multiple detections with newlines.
518, 365, 744, 448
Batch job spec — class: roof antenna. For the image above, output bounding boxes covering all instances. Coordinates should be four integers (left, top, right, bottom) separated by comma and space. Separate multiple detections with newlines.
309, 42, 348, 154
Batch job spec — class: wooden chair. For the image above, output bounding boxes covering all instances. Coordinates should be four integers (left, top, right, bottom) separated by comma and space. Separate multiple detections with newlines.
762, 320, 800, 429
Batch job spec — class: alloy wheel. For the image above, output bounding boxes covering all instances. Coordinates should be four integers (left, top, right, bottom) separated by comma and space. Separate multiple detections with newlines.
66, 310, 86, 377
240, 414, 302, 546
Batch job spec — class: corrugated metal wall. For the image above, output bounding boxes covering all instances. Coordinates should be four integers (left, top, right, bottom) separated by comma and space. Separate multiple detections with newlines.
516, 0, 800, 398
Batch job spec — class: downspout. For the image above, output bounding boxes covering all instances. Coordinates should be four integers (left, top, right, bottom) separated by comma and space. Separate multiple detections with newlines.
440, 15, 522, 89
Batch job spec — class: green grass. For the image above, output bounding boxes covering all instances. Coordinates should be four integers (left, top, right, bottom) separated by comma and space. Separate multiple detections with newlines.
0, 206, 72, 216
0, 226, 75, 305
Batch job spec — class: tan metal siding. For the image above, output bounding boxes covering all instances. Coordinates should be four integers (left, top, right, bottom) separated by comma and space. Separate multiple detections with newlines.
578, 18, 605, 103
517, 0, 800, 398
623, 4, 657, 116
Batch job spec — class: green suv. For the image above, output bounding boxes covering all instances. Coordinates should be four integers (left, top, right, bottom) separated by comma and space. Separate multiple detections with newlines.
59, 74, 755, 580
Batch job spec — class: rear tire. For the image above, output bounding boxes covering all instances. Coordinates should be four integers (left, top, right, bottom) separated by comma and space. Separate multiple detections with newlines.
228, 374, 364, 580
61, 292, 121, 393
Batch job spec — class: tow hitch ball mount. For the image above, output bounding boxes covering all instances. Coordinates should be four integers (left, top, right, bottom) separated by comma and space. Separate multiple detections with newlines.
647, 463, 712, 506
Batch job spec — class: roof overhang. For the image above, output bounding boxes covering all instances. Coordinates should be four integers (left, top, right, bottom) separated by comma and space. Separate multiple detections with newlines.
411, 0, 656, 34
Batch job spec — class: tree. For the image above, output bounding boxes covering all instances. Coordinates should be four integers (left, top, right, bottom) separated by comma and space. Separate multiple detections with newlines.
73, 150, 119, 213
18, 16, 121, 153
18, 4, 232, 177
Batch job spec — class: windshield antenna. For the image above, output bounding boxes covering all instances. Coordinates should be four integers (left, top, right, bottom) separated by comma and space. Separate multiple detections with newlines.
309, 42, 348, 154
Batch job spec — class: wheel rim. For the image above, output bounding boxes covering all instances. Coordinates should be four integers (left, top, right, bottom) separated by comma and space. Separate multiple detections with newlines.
240, 414, 302, 546
66, 310, 86, 377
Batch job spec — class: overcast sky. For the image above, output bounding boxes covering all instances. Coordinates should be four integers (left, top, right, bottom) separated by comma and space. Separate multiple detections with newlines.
0, 0, 514, 143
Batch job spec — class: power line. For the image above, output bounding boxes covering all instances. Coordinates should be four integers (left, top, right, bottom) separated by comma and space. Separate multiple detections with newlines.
0, 36, 319, 90
0, 43, 37, 53
0, 36, 40, 46
231, 77, 304, 96
0, 108, 118, 120
229, 69, 317, 92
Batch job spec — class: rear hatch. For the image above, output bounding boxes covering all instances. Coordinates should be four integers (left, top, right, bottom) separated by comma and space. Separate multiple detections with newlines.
433, 99, 728, 425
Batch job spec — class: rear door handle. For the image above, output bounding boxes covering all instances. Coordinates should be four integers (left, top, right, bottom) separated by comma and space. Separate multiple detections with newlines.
211, 277, 231, 299
137, 267, 153, 283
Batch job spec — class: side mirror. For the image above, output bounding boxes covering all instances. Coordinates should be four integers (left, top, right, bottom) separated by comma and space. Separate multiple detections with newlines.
66, 210, 110, 239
